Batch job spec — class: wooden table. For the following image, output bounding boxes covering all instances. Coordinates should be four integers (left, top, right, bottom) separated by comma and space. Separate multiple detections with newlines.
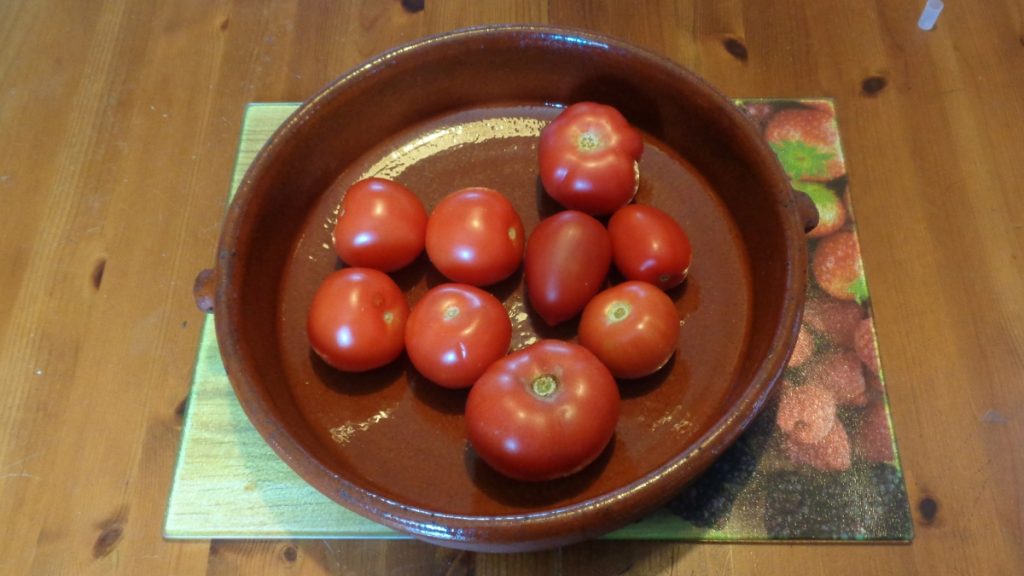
2, 1, 1021, 573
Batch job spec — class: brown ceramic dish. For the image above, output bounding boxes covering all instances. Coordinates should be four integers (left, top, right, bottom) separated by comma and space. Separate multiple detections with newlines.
195, 25, 817, 552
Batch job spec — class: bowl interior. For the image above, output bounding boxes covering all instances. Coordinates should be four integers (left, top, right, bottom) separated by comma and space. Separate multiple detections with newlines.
218, 26, 802, 549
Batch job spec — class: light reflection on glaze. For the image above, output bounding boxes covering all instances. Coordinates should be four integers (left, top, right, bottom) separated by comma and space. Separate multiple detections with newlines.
650, 404, 694, 435
505, 298, 538, 350
330, 408, 394, 445
361, 117, 547, 180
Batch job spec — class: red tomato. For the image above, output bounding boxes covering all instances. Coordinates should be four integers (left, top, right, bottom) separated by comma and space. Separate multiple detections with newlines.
405, 284, 512, 389
524, 210, 611, 326
538, 102, 644, 216
332, 178, 427, 272
425, 187, 525, 286
307, 268, 408, 372
578, 281, 680, 379
608, 204, 693, 290
466, 340, 620, 482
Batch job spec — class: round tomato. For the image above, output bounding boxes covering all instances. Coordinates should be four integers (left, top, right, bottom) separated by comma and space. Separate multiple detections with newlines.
425, 187, 525, 286
307, 268, 409, 372
538, 102, 644, 216
578, 281, 680, 379
405, 284, 512, 389
466, 340, 620, 482
608, 204, 693, 290
525, 210, 611, 326
332, 178, 427, 272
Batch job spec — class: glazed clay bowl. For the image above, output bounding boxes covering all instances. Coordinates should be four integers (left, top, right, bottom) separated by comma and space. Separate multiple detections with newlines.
196, 25, 816, 552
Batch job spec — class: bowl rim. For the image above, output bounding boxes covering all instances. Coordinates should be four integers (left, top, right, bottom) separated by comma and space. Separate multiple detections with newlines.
213, 23, 806, 549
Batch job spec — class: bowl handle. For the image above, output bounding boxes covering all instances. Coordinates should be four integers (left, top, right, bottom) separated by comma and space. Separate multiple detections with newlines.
193, 268, 217, 313
794, 189, 820, 234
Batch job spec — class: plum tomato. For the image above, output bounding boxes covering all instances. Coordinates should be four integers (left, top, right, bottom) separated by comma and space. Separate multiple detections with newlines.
466, 340, 620, 482
405, 283, 512, 389
608, 204, 693, 290
332, 178, 427, 272
524, 210, 611, 326
307, 268, 409, 372
538, 102, 644, 216
425, 187, 525, 286
578, 281, 680, 379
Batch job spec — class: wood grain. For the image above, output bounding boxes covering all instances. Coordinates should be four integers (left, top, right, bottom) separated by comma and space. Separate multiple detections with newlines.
1, 0, 1022, 574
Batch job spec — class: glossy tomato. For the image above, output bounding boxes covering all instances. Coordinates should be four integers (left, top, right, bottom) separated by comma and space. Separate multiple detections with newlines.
466, 340, 620, 482
578, 281, 680, 379
425, 187, 525, 286
538, 102, 644, 216
307, 268, 409, 372
524, 210, 611, 326
405, 283, 512, 389
332, 178, 427, 272
608, 204, 693, 290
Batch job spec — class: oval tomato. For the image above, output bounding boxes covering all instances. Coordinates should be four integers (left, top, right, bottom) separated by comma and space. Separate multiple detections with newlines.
332, 178, 427, 272
405, 284, 512, 389
539, 102, 644, 216
524, 210, 611, 326
608, 204, 693, 290
466, 340, 620, 482
307, 268, 408, 372
425, 187, 525, 286
578, 281, 680, 379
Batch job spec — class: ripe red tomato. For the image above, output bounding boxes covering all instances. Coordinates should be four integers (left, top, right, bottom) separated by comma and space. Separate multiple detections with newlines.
332, 178, 427, 272
578, 281, 680, 379
307, 268, 409, 372
524, 210, 611, 326
466, 340, 620, 482
608, 204, 693, 290
405, 284, 512, 389
425, 187, 525, 286
538, 102, 644, 216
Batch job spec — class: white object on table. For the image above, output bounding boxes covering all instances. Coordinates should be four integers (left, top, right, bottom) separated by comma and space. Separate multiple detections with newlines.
918, 0, 944, 30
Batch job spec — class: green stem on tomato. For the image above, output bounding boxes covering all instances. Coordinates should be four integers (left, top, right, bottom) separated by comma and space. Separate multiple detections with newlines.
531, 374, 558, 397
577, 131, 601, 151
606, 301, 631, 323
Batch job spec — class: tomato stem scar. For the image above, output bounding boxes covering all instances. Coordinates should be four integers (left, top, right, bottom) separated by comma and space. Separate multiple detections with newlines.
383, 311, 394, 324
607, 301, 631, 323
578, 131, 601, 151
444, 305, 460, 319
531, 374, 558, 397
508, 227, 517, 241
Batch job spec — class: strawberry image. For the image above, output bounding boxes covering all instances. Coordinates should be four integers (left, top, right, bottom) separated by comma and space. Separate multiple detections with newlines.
856, 398, 896, 464
785, 418, 852, 472
805, 350, 868, 407
854, 317, 881, 374
866, 371, 884, 393
813, 231, 869, 303
739, 101, 777, 129
794, 181, 846, 238
787, 325, 814, 368
776, 382, 837, 445
803, 296, 864, 349
764, 105, 846, 182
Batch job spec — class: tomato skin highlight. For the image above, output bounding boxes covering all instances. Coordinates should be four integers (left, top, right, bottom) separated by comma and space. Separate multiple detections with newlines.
608, 204, 693, 291
332, 178, 427, 272
466, 340, 620, 482
425, 187, 525, 286
405, 284, 512, 389
524, 210, 612, 326
578, 281, 680, 379
307, 268, 409, 372
538, 102, 644, 216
